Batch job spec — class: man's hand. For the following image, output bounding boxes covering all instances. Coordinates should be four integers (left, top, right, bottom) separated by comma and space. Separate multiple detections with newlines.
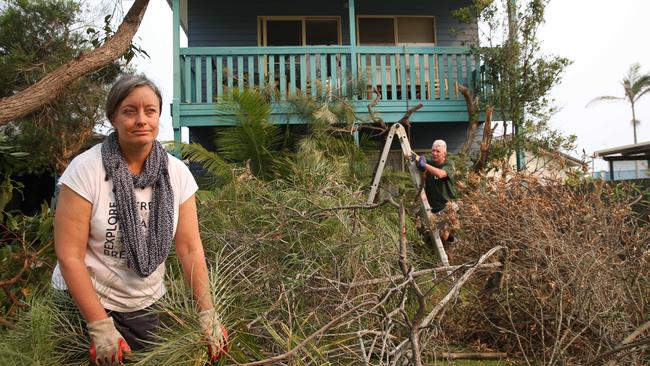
87, 317, 131, 365
198, 308, 229, 363
417, 154, 427, 171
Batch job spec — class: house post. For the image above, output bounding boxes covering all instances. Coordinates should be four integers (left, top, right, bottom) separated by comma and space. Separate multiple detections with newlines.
347, 0, 359, 144
507, 0, 524, 171
172, 0, 181, 143
348, 0, 357, 74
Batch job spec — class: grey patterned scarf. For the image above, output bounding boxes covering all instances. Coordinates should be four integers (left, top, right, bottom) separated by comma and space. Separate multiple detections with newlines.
101, 132, 174, 278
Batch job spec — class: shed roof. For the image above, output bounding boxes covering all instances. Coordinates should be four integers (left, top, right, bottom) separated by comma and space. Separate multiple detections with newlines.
594, 141, 650, 161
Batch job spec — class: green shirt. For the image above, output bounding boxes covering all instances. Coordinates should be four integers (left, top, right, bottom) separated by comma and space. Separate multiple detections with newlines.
424, 159, 457, 213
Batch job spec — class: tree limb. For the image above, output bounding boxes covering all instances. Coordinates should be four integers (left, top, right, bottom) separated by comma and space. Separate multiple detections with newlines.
235, 300, 376, 366
308, 263, 502, 292
0, 0, 150, 125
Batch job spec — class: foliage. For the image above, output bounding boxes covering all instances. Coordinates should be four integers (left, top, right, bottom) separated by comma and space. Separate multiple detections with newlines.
215, 89, 288, 180
0, 0, 128, 176
288, 89, 376, 181
0, 134, 28, 213
0, 290, 87, 366
454, 0, 575, 171
0, 203, 55, 326
587, 62, 650, 144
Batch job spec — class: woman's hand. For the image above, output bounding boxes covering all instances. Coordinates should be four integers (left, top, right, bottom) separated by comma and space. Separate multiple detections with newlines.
198, 308, 229, 362
87, 317, 132, 365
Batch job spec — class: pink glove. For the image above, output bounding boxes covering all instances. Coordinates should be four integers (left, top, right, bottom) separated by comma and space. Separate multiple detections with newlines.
87, 317, 131, 365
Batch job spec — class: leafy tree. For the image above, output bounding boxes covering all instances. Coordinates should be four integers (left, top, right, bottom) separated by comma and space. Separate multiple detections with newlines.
0, 134, 28, 213
0, 0, 129, 176
454, 0, 575, 171
588, 63, 650, 144
0, 0, 149, 125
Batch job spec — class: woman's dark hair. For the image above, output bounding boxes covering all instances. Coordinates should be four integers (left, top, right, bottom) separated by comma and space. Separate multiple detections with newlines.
105, 74, 163, 123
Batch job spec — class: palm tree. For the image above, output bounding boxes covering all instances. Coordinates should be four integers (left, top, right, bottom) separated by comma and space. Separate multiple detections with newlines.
588, 63, 650, 144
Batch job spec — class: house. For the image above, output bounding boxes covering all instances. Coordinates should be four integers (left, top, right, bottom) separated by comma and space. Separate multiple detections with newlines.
594, 141, 650, 181
505, 149, 586, 180
167, 0, 484, 155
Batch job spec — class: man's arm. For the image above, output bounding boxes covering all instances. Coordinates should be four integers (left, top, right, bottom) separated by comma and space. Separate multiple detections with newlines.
418, 155, 448, 179
424, 163, 448, 179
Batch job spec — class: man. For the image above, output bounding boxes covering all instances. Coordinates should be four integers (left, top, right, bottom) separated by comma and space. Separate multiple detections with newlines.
416, 139, 459, 243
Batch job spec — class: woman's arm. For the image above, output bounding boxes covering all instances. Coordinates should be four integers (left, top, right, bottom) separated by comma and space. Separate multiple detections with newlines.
175, 194, 228, 361
54, 185, 108, 322
174, 194, 213, 311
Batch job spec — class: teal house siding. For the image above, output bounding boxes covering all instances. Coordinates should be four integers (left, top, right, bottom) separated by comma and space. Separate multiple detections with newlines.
186, 0, 476, 48
171, 0, 485, 154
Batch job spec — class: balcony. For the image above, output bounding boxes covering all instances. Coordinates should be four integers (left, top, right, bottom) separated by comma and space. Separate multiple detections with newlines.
175, 45, 483, 127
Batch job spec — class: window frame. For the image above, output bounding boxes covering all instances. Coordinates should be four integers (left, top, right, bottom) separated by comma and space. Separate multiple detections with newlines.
257, 16, 343, 46
356, 15, 436, 46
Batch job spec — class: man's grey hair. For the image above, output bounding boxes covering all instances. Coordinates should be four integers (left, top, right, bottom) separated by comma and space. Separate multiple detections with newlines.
105, 74, 163, 123
431, 139, 447, 151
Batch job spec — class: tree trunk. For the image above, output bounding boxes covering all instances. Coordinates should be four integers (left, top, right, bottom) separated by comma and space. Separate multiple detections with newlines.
0, 0, 150, 126
631, 101, 638, 144
459, 84, 478, 155
473, 106, 494, 172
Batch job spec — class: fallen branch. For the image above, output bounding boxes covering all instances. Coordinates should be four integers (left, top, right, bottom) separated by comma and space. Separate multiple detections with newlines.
308, 262, 502, 292
436, 352, 508, 360
235, 300, 376, 366
366, 88, 386, 129
390, 246, 506, 358
309, 195, 399, 217
594, 320, 650, 365
0, 241, 53, 288
590, 337, 650, 366
396, 103, 423, 128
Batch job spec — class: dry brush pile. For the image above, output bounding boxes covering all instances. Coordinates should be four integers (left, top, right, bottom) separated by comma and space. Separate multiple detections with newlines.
444, 174, 650, 365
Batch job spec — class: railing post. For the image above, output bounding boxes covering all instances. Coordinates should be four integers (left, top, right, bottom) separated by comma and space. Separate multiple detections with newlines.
172, 0, 181, 144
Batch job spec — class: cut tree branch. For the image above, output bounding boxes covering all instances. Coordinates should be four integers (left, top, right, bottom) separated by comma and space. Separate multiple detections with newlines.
0, 0, 150, 125
235, 300, 376, 366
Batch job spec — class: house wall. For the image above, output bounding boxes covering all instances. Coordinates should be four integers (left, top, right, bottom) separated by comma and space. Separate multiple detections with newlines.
186, 0, 477, 47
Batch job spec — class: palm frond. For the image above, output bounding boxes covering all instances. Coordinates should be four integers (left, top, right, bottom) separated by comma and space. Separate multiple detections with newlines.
585, 95, 623, 107
313, 104, 338, 125
215, 89, 287, 179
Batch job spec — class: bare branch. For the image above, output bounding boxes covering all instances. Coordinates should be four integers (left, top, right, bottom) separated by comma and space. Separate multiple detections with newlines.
235, 300, 376, 366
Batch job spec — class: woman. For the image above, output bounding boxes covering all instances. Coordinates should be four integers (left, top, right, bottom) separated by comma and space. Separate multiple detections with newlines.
52, 75, 227, 365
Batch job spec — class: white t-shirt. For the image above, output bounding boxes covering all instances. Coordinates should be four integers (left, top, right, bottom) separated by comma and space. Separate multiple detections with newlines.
51, 144, 198, 312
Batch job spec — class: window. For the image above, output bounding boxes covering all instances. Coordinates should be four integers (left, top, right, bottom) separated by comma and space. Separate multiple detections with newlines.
357, 16, 435, 45
266, 20, 302, 46
259, 17, 341, 46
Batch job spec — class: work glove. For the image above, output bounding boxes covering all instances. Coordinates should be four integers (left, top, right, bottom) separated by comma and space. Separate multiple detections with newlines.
417, 154, 427, 171
87, 317, 131, 365
198, 308, 229, 363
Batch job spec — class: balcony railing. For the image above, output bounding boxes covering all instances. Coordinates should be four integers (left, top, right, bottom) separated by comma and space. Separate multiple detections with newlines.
179, 46, 482, 105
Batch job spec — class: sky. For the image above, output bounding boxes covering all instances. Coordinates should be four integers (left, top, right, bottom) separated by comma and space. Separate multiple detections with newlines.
124, 0, 650, 171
